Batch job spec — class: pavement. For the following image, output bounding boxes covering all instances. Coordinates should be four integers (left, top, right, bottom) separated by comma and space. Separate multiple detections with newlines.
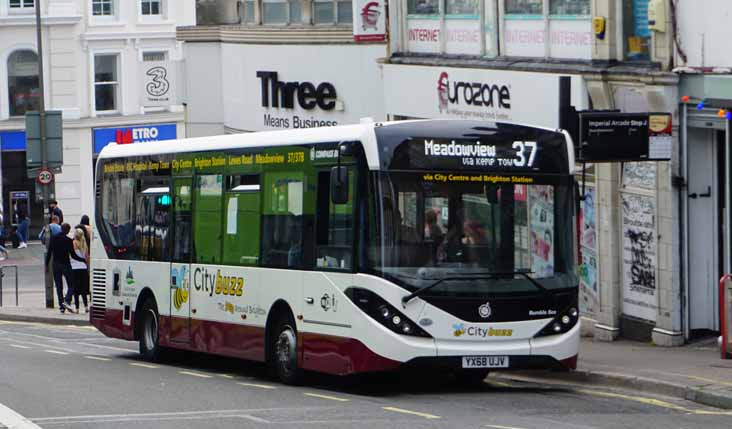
1, 241, 731, 411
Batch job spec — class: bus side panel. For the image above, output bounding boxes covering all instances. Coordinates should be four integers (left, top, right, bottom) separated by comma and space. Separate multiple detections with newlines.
188, 318, 266, 362
300, 332, 401, 375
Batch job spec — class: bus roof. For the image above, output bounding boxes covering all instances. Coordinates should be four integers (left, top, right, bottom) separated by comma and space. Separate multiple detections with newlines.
97, 119, 571, 172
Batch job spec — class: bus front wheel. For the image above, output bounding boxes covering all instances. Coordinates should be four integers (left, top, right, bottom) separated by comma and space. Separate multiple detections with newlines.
271, 314, 301, 385
139, 299, 162, 362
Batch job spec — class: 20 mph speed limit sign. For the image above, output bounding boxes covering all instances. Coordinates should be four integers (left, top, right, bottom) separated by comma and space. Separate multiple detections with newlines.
36, 168, 54, 185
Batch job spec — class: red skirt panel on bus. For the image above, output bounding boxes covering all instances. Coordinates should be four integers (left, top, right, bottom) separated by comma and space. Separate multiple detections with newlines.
91, 309, 135, 341
301, 332, 401, 375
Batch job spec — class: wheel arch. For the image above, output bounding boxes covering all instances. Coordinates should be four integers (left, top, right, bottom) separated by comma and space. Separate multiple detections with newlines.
133, 287, 157, 341
265, 299, 296, 362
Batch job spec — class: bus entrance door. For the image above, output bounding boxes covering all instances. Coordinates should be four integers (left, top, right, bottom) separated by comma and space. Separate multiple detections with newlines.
170, 264, 192, 343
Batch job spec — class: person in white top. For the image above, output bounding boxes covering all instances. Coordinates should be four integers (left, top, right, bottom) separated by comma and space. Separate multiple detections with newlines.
70, 227, 90, 313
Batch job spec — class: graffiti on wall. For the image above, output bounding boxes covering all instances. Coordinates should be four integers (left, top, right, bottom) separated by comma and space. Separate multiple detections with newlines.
621, 193, 658, 322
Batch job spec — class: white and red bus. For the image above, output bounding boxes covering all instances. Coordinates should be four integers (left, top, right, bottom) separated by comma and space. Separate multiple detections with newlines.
90, 119, 579, 384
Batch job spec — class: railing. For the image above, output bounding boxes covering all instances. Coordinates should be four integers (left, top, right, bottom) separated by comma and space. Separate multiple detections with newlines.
0, 265, 19, 307
720, 275, 732, 359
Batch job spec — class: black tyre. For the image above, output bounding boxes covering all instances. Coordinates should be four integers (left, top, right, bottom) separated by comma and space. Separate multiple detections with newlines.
270, 314, 301, 385
138, 299, 162, 362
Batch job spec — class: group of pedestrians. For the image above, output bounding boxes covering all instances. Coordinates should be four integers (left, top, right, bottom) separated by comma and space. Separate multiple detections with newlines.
43, 203, 92, 314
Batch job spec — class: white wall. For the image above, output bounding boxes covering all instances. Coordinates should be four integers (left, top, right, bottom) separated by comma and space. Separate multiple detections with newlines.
676, 0, 732, 67
218, 43, 387, 132
183, 42, 225, 137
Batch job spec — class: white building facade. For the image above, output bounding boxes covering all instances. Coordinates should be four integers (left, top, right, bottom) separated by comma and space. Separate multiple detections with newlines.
0, 0, 195, 234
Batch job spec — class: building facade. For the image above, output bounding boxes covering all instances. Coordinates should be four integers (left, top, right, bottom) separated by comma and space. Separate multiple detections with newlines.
0, 0, 195, 235
178, 0, 388, 138
385, 0, 686, 345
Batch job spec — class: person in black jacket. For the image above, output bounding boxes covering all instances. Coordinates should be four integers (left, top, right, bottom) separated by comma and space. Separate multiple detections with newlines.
45, 223, 86, 314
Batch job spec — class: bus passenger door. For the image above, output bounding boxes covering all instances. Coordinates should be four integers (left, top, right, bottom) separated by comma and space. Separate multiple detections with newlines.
170, 177, 193, 343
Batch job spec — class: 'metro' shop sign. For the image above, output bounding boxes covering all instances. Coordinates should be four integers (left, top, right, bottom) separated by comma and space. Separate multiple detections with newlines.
93, 123, 177, 154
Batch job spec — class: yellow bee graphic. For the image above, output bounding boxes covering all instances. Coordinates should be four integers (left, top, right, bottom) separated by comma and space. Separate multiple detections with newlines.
173, 287, 189, 311
225, 301, 234, 314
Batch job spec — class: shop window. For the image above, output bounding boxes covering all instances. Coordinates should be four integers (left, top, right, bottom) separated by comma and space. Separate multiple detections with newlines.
243, 0, 255, 22
505, 0, 543, 15
407, 0, 438, 14
623, 0, 651, 60
263, 0, 288, 23
446, 0, 479, 15
503, 0, 591, 59
7, 50, 39, 117
141, 0, 161, 16
92, 0, 114, 16
314, 0, 352, 24
549, 0, 589, 16
9, 0, 34, 12
261, 172, 304, 268
93, 54, 119, 113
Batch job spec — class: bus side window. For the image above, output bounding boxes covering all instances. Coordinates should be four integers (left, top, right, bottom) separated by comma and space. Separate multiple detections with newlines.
193, 174, 223, 264
172, 178, 193, 263
137, 179, 171, 262
315, 169, 354, 270
222, 175, 261, 266
99, 175, 137, 259
261, 172, 304, 269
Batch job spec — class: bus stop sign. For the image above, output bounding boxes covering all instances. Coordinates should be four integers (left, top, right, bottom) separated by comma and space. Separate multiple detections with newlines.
578, 112, 672, 162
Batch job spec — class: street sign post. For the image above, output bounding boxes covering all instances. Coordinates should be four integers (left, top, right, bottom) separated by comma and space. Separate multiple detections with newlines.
36, 168, 54, 185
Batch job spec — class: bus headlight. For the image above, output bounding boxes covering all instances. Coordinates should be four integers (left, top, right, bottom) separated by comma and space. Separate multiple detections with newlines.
345, 287, 432, 338
535, 305, 579, 338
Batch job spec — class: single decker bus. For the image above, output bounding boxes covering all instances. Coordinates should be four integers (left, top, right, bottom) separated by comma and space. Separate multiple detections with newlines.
91, 119, 579, 384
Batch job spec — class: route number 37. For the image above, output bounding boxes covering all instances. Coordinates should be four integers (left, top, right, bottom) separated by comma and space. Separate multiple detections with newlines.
512, 141, 537, 167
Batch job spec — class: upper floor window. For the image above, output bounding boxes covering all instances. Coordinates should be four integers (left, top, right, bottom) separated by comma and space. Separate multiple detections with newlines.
505, 0, 543, 15
262, 0, 301, 24
9, 0, 35, 12
94, 54, 119, 113
408, 0, 438, 14
623, 0, 650, 60
92, 0, 114, 16
141, 0, 161, 15
314, 0, 352, 24
8, 50, 40, 117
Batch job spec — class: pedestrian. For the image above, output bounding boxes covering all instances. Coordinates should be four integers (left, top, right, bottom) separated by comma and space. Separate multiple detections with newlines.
75, 215, 92, 250
70, 227, 90, 313
45, 223, 86, 314
16, 208, 29, 248
49, 200, 63, 225
0, 210, 7, 260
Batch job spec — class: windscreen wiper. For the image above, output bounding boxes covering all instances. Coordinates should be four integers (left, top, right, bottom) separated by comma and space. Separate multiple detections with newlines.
401, 270, 546, 305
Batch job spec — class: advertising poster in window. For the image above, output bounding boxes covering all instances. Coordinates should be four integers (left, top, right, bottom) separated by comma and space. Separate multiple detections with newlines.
141, 61, 176, 107
407, 18, 442, 53
445, 19, 482, 55
529, 185, 554, 277
353, 0, 386, 42
579, 185, 599, 314
621, 193, 658, 322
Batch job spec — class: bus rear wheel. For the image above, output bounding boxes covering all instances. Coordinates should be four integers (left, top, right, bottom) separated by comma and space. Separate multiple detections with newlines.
139, 299, 162, 362
271, 314, 301, 385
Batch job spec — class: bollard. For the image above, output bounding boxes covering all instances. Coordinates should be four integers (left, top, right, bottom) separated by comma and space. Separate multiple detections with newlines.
721, 275, 732, 359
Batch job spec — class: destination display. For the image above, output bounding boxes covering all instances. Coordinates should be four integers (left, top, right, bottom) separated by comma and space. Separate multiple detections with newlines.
389, 136, 568, 174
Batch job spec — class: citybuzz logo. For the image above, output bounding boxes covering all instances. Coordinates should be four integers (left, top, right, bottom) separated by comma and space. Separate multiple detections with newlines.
452, 323, 513, 338
193, 267, 244, 298
437, 71, 511, 113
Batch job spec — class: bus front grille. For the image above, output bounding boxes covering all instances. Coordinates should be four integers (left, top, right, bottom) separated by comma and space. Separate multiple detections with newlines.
91, 268, 107, 320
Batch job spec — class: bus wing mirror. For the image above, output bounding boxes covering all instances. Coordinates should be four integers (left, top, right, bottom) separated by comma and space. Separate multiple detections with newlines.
330, 166, 349, 204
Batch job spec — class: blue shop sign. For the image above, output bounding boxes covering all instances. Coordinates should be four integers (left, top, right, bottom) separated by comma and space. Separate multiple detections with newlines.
93, 123, 177, 154
0, 130, 27, 151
